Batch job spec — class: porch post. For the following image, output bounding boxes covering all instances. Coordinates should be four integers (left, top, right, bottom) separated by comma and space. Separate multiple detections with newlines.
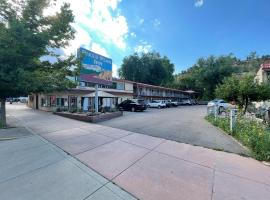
95, 84, 99, 113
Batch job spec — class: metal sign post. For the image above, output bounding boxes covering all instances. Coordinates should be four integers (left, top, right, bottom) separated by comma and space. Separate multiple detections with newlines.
214, 105, 218, 120
230, 109, 237, 132
95, 84, 99, 113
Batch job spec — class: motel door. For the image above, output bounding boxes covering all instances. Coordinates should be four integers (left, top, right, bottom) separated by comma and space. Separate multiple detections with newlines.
69, 96, 77, 110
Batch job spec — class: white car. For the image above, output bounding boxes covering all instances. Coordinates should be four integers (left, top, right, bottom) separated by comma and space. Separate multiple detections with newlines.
147, 100, 166, 108
179, 98, 192, 105
171, 100, 179, 107
207, 99, 231, 113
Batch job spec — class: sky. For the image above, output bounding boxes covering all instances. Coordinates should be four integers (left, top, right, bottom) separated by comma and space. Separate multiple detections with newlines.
47, 0, 270, 76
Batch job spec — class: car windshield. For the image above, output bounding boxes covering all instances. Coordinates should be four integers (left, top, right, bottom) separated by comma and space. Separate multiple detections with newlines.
132, 99, 145, 104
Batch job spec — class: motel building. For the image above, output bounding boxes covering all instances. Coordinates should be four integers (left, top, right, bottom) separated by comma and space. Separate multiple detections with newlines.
28, 48, 191, 112
254, 60, 270, 108
116, 79, 190, 104
256, 60, 270, 84
27, 75, 134, 112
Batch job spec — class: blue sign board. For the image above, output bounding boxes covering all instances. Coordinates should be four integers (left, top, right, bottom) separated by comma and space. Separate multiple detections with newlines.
78, 47, 112, 79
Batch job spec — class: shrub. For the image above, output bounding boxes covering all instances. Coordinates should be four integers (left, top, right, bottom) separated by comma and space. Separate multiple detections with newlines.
206, 115, 270, 161
206, 115, 231, 133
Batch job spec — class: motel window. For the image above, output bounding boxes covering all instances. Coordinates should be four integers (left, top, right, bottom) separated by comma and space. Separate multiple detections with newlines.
80, 82, 86, 87
56, 98, 68, 107
116, 83, 125, 90
41, 96, 51, 107
56, 98, 61, 106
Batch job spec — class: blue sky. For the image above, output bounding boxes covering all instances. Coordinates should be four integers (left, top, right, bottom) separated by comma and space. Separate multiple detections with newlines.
49, 0, 270, 76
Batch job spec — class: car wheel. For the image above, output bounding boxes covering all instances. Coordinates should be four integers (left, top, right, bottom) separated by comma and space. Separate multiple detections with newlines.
131, 107, 135, 112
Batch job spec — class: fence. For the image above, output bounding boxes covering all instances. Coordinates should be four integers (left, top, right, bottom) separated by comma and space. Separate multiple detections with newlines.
207, 105, 237, 132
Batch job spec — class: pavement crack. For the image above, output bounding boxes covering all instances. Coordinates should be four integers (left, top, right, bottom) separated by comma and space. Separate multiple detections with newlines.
210, 169, 216, 200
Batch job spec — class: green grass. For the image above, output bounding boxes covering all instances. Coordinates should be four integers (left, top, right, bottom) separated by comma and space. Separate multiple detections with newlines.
206, 115, 270, 162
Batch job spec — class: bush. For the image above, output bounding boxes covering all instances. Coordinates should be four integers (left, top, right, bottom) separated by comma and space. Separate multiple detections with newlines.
206, 115, 231, 133
206, 115, 270, 161
234, 118, 270, 161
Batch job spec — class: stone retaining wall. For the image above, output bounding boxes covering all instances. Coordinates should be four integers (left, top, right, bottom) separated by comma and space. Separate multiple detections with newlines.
53, 111, 123, 123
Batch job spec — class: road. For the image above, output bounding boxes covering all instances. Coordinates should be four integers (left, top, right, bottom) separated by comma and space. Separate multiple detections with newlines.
100, 105, 248, 155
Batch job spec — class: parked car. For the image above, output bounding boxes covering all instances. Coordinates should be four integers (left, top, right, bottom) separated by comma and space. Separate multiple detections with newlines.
171, 100, 179, 107
179, 98, 192, 105
19, 97, 28, 103
147, 100, 166, 108
118, 99, 147, 112
164, 100, 173, 108
207, 99, 231, 113
190, 99, 197, 105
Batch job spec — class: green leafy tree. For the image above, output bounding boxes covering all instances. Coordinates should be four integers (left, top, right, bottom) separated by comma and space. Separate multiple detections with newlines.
0, 0, 79, 128
119, 52, 175, 86
174, 55, 237, 99
215, 74, 270, 113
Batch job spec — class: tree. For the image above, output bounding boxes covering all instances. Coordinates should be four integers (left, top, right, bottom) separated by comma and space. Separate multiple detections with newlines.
161, 56, 175, 85
173, 55, 237, 100
0, 0, 79, 128
215, 74, 270, 113
119, 52, 175, 86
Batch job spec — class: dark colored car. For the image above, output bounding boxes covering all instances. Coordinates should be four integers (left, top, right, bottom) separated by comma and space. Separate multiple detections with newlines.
118, 99, 147, 112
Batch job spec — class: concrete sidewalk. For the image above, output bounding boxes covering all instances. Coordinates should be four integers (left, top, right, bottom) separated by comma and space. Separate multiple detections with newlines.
0, 128, 136, 200
5, 104, 270, 200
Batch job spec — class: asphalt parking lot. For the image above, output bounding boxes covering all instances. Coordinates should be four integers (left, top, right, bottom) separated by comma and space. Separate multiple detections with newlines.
100, 105, 248, 155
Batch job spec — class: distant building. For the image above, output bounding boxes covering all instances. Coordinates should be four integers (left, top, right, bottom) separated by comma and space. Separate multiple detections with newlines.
254, 60, 270, 108
28, 78, 191, 112
28, 76, 134, 112
255, 60, 270, 83
115, 79, 189, 103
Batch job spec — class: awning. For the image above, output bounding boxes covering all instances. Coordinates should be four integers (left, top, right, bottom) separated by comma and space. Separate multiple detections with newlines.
262, 61, 270, 71
79, 74, 113, 86
83, 91, 116, 98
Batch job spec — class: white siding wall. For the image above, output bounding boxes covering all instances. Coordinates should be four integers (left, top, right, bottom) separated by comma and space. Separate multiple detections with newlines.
124, 83, 133, 91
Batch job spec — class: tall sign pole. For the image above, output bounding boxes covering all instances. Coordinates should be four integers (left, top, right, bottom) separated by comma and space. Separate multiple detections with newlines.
95, 84, 99, 113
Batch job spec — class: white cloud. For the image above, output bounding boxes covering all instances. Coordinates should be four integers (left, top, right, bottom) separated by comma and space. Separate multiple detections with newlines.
130, 32, 137, 38
194, 0, 204, 8
153, 19, 161, 28
64, 24, 92, 56
44, 0, 128, 56
134, 41, 152, 54
112, 63, 119, 77
90, 42, 109, 57
44, 0, 92, 56
87, 0, 128, 49
138, 18, 144, 25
